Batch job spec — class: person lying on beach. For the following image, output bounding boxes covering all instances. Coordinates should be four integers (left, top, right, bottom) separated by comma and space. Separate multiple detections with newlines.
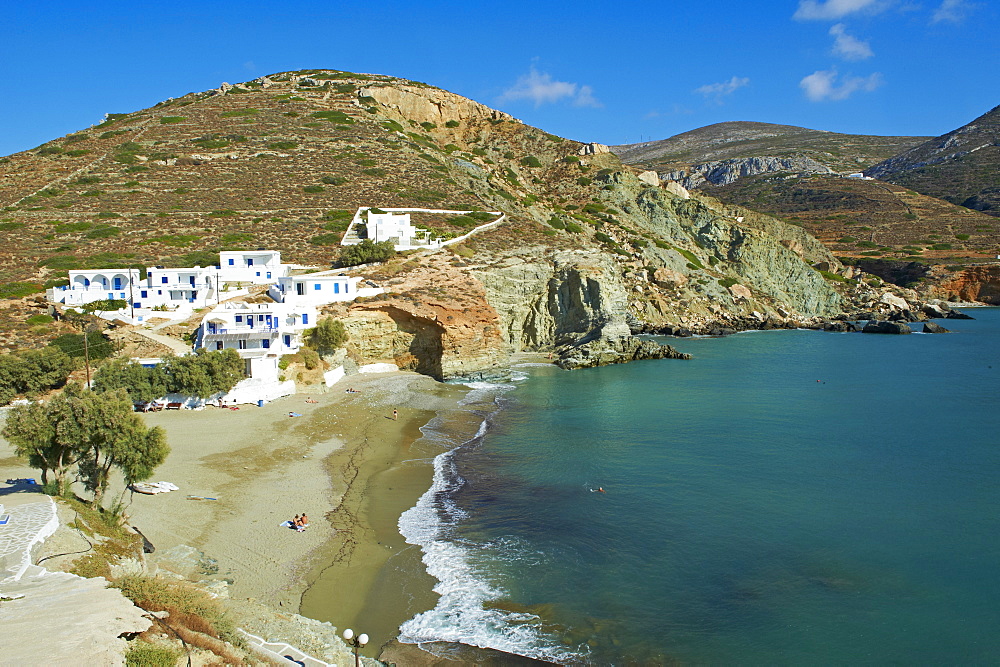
296, 513, 309, 532
305, 397, 319, 403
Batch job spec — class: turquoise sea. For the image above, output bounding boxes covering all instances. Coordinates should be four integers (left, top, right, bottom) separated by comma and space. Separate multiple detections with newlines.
398, 309, 1000, 664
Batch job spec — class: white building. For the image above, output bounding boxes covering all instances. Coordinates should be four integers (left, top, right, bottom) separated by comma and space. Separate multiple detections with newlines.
198, 301, 317, 381
54, 269, 143, 307
269, 270, 382, 306
47, 250, 294, 316
341, 207, 506, 252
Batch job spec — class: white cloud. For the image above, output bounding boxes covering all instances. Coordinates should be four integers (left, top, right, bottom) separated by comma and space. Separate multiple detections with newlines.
694, 76, 750, 103
830, 23, 874, 60
932, 0, 974, 23
498, 67, 602, 108
800, 69, 883, 101
794, 0, 883, 20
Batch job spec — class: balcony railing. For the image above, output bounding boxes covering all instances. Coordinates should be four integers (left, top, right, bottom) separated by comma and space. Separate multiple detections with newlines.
204, 325, 279, 335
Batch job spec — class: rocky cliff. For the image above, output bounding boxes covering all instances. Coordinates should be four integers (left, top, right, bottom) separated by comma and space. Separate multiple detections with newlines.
660, 155, 834, 189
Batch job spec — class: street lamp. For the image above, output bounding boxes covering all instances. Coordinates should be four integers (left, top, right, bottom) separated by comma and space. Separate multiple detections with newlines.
342, 628, 368, 667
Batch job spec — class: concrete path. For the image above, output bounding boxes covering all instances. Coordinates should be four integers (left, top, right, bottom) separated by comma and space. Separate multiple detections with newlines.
0, 496, 59, 580
239, 629, 335, 666
0, 490, 151, 664
132, 328, 192, 356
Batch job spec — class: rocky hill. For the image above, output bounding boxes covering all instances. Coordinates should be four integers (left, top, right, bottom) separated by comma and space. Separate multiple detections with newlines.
611, 119, 1000, 266
0, 69, 941, 376
865, 104, 1000, 217
612, 121, 927, 176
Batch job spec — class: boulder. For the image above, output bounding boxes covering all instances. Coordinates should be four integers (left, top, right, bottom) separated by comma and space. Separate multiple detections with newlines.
556, 336, 691, 370
663, 181, 691, 199
862, 320, 912, 334
637, 171, 660, 187
578, 142, 611, 156
922, 303, 949, 318
728, 284, 752, 300
945, 309, 974, 320
660, 325, 693, 337
879, 292, 910, 310
922, 322, 950, 333
813, 261, 832, 272
782, 240, 805, 256
652, 268, 688, 287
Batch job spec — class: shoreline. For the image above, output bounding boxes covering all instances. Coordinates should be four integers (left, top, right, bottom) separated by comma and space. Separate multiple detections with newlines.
0, 359, 560, 662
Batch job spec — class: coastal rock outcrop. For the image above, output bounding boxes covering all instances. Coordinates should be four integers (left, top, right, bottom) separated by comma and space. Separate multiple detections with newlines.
922, 322, 950, 333
930, 264, 1000, 305
556, 336, 691, 370
862, 320, 912, 334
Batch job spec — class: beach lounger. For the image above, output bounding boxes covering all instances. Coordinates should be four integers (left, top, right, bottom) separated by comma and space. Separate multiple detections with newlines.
0, 514, 11, 526
166, 402, 182, 410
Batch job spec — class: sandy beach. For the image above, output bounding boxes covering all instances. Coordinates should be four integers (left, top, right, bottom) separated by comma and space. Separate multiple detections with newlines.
0, 370, 473, 659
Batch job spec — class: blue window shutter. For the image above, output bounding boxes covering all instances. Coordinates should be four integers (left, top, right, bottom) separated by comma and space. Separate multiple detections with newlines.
235, 315, 242, 323
262, 339, 270, 349
302, 314, 309, 325
228, 258, 235, 265
162, 276, 168, 283
141, 291, 147, 298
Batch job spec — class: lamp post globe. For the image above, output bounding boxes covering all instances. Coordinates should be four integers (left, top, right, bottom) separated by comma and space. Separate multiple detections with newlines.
343, 628, 354, 641
358, 633, 369, 646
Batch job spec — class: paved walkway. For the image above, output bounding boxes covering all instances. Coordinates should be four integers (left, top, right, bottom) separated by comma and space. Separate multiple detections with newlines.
239, 629, 335, 666
0, 496, 58, 581
132, 328, 193, 356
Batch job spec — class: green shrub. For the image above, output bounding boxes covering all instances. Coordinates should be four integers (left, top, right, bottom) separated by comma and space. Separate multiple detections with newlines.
51, 330, 116, 358
0, 221, 24, 231
125, 642, 181, 667
65, 149, 91, 157
955, 234, 970, 240
382, 120, 405, 133
420, 122, 437, 131
362, 168, 386, 177
547, 216, 566, 230
303, 185, 324, 194
322, 209, 353, 221
26, 314, 55, 325
818, 270, 848, 283
267, 141, 298, 150
322, 175, 347, 185
87, 227, 121, 239
220, 232, 254, 246
565, 222, 583, 234
521, 156, 541, 168
339, 239, 395, 266
311, 110, 354, 124
307, 318, 348, 353
310, 233, 342, 245
159, 116, 185, 124
220, 108, 258, 117
300, 348, 320, 370
577, 177, 592, 186
445, 120, 460, 128
856, 240, 877, 248
932, 243, 952, 250
208, 209, 237, 218
37, 146, 64, 156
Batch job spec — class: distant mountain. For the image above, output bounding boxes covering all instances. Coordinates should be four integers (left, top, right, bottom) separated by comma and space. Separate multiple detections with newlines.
612, 121, 927, 176
865, 105, 1000, 217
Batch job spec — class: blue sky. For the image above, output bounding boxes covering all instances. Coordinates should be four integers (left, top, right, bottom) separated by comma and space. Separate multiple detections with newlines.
2, 0, 997, 156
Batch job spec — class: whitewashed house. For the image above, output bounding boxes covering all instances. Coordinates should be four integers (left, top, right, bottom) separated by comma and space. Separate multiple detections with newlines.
197, 301, 316, 386
341, 207, 505, 252
269, 270, 382, 305
51, 269, 143, 306
218, 250, 286, 284
47, 250, 294, 317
